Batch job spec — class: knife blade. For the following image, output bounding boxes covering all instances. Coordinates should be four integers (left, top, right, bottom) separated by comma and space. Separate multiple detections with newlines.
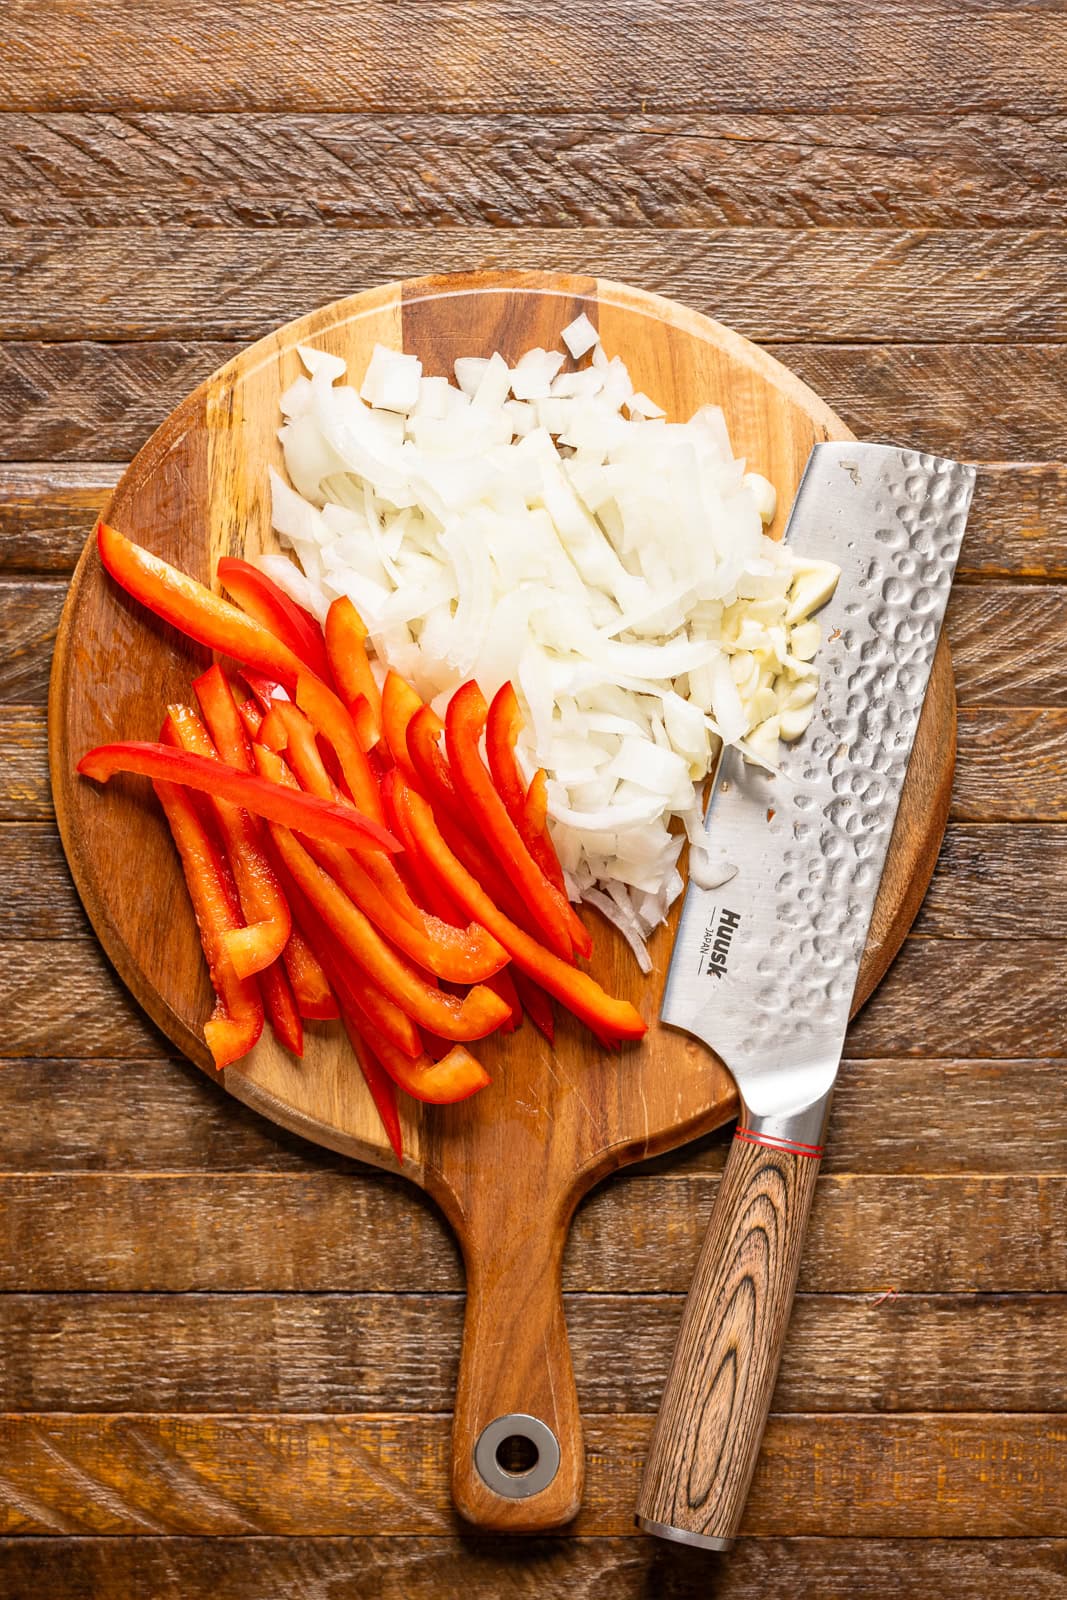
636, 441, 976, 1551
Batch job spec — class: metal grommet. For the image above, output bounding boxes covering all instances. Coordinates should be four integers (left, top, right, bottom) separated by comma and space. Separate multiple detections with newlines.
473, 1413, 561, 1499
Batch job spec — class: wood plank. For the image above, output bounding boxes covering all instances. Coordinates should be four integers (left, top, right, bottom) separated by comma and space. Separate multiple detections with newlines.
7, 702, 1067, 832
13, 579, 1067, 709
5, 460, 1067, 577
913, 824, 1067, 937
8, 347, 1067, 470
0, 707, 50, 820
2, 229, 1065, 343
949, 585, 1067, 707
4, 112, 1067, 230
4, 934, 1063, 1060
8, 819, 1067, 942
4, 1, 1066, 115
0, 1172, 1063, 1293
0, 463, 118, 570
0, 1411, 1061, 1536
1, 1057, 1063, 1178
0, 1291, 1062, 1416
953, 708, 1067, 821
781, 347, 1067, 460
0, 1536, 1064, 1600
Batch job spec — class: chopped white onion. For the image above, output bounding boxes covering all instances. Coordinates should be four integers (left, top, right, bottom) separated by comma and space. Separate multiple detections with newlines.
265, 339, 839, 962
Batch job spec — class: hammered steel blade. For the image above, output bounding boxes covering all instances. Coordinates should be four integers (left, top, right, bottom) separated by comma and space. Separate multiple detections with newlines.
662, 443, 975, 1130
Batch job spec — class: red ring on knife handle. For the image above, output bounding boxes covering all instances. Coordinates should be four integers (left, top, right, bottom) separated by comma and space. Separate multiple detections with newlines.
734, 1128, 824, 1159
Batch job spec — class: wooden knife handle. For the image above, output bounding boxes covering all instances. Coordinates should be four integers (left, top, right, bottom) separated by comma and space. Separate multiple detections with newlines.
635, 1120, 824, 1548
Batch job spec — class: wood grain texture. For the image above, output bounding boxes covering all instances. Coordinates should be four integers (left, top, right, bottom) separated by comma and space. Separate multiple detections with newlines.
2, 1292, 1064, 1416
21, 576, 1063, 709
5, 2, 1067, 114
2, 1172, 1064, 1294
636, 1138, 822, 1543
0, 1411, 1062, 1536
9, 934, 1063, 1062
8, 346, 1067, 462
4, 112, 1066, 230
1, 1536, 1064, 1600
4, 1057, 1065, 1177
50, 271, 956, 1529
4, 229, 1066, 343
12, 820, 1067, 943
22, 703, 1067, 829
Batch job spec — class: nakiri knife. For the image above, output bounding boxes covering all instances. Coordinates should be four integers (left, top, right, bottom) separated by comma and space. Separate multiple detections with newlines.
635, 441, 976, 1551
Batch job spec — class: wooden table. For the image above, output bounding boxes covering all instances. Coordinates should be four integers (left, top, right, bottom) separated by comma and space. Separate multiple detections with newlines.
2, 6, 1066, 1595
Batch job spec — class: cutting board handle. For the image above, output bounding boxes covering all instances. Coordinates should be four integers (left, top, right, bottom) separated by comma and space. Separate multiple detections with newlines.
635, 1111, 825, 1548
449, 1189, 583, 1532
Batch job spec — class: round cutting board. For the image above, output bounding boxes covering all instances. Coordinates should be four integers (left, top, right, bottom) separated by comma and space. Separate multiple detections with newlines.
50, 271, 955, 1533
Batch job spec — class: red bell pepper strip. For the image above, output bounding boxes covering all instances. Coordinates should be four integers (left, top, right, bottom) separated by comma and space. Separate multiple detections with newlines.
340, 1013, 404, 1161
96, 522, 307, 688
260, 957, 304, 1057
295, 670, 384, 825
256, 706, 423, 931
282, 927, 339, 1021
511, 969, 555, 1044
216, 557, 332, 682
325, 596, 382, 749
77, 741, 400, 854
238, 696, 264, 739
524, 767, 549, 837
167, 704, 292, 978
270, 838, 422, 1057
242, 671, 289, 715
381, 670, 433, 785
153, 724, 264, 1069
193, 665, 255, 772
386, 775, 647, 1042
268, 824, 511, 1042
354, 1014, 491, 1106
446, 681, 578, 962
406, 705, 554, 939
485, 683, 590, 957
485, 967, 522, 1033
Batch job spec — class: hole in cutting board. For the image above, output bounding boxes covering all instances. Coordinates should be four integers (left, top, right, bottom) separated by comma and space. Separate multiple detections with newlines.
495, 1433, 540, 1476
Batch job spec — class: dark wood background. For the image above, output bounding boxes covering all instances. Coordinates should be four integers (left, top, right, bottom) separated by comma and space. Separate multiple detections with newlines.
2, 4, 1066, 1595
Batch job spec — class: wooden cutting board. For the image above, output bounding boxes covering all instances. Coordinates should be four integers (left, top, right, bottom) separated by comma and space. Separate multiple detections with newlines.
49, 271, 955, 1533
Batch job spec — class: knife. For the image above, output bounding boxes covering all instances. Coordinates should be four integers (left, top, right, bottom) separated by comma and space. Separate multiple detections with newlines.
635, 441, 976, 1550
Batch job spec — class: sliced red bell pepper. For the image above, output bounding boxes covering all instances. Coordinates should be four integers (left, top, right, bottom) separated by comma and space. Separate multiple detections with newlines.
282, 927, 339, 1020
485, 682, 590, 957
524, 767, 549, 837
242, 671, 289, 715
96, 522, 307, 688
268, 824, 511, 1042
325, 596, 382, 749
354, 1015, 491, 1106
381, 670, 434, 785
153, 724, 264, 1068
271, 839, 422, 1057
255, 707, 423, 931
260, 958, 304, 1057
238, 696, 264, 739
295, 670, 384, 825
485, 967, 522, 1033
193, 664, 255, 773
511, 969, 555, 1044
167, 704, 292, 978
77, 741, 400, 854
406, 704, 554, 938
446, 681, 577, 962
340, 1012, 404, 1161
216, 557, 332, 682
387, 775, 647, 1042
